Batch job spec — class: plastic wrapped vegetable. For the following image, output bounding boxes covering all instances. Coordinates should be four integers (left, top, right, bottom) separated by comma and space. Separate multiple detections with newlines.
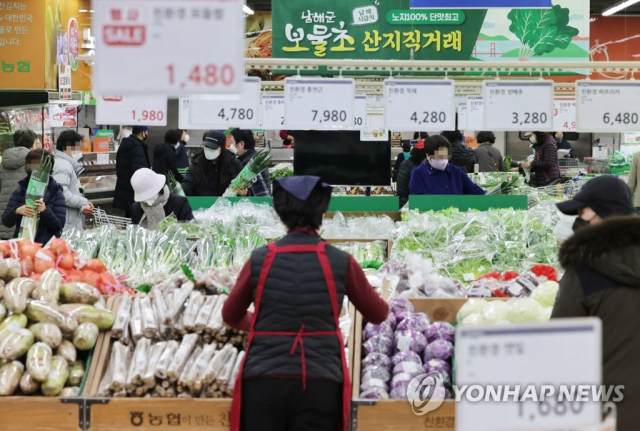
0, 259, 21, 281
28, 323, 62, 349
396, 312, 430, 333
26, 342, 52, 381
142, 342, 166, 389
481, 300, 509, 324
507, 298, 547, 323
139, 296, 158, 339
531, 281, 559, 308
505, 274, 539, 298
456, 298, 488, 323
363, 322, 393, 341
73, 322, 99, 351
392, 361, 423, 377
423, 339, 454, 362
361, 365, 390, 384
56, 340, 76, 364
424, 321, 455, 344
424, 358, 452, 375
390, 298, 414, 317
167, 333, 198, 383
390, 373, 414, 399
393, 330, 427, 354
59, 304, 114, 330
0, 327, 34, 360
360, 387, 389, 400
361, 352, 392, 371
111, 294, 132, 339
4, 278, 37, 314
41, 356, 69, 396
60, 387, 79, 397
25, 301, 78, 334
391, 350, 422, 366
59, 282, 101, 305
67, 361, 85, 387
110, 342, 131, 392
0, 314, 27, 331
155, 340, 179, 380
19, 370, 40, 394
36, 269, 62, 304
360, 378, 388, 393
228, 351, 245, 395
461, 314, 484, 326
0, 303, 5, 322
363, 334, 393, 357
0, 361, 24, 396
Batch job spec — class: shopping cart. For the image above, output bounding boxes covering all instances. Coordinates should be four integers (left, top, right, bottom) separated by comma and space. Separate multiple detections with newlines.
92, 208, 132, 229
584, 158, 611, 174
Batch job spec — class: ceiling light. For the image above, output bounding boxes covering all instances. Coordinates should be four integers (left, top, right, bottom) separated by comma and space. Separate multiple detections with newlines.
79, 9, 88, 12
243, 5, 254, 15
603, 0, 640, 16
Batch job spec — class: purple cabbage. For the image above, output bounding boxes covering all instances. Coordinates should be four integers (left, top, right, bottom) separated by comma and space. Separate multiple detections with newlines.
390, 384, 410, 400
362, 352, 392, 371
423, 339, 454, 362
391, 350, 422, 366
392, 361, 423, 377
391, 372, 415, 390
384, 313, 397, 331
396, 312, 431, 333
424, 321, 455, 344
390, 298, 414, 322
361, 365, 391, 384
360, 378, 389, 393
360, 387, 390, 400
423, 358, 452, 376
364, 322, 394, 341
363, 334, 393, 357
394, 330, 427, 355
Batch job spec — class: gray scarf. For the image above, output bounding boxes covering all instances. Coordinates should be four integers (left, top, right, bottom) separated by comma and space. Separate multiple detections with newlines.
139, 186, 170, 230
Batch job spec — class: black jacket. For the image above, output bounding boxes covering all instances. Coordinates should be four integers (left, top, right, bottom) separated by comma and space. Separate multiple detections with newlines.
392, 153, 409, 182
396, 158, 419, 208
450, 141, 475, 173
557, 139, 577, 159
2, 177, 66, 244
182, 152, 243, 197
130, 193, 194, 225
552, 218, 640, 431
114, 135, 150, 211
531, 136, 560, 187
175, 142, 190, 170
153, 143, 184, 182
237, 148, 270, 190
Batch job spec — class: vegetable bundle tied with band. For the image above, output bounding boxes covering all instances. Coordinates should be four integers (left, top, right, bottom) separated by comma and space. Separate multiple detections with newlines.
222, 149, 272, 198
20, 153, 54, 241
167, 171, 185, 197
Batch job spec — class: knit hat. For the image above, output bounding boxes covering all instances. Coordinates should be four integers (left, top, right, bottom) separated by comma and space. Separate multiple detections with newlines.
131, 168, 166, 202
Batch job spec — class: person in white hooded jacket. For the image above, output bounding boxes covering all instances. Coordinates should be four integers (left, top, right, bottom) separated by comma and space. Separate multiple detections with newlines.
52, 130, 93, 231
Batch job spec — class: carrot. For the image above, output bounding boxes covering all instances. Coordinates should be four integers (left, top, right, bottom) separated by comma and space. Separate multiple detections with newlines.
58, 253, 75, 271
85, 259, 107, 273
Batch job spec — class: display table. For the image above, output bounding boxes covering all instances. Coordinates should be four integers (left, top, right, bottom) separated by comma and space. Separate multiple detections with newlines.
187, 196, 400, 213
408, 195, 528, 211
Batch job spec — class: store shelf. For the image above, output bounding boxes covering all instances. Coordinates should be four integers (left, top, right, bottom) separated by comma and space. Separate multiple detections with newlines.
408, 195, 528, 212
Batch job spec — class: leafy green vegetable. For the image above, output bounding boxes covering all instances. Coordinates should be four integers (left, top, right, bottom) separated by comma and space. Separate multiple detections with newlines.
181, 265, 195, 282
508, 5, 579, 58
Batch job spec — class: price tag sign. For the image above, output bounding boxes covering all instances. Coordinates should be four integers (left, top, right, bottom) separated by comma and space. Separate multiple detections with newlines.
384, 80, 455, 131
189, 77, 261, 128
483, 80, 554, 131
284, 78, 355, 130
93, 0, 244, 95
467, 96, 484, 131
360, 95, 387, 141
261, 95, 285, 130
352, 95, 366, 130
554, 98, 577, 132
456, 319, 602, 431
96, 94, 168, 126
576, 81, 640, 132
458, 102, 468, 130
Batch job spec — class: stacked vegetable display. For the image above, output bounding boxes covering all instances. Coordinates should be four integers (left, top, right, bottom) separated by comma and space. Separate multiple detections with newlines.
0, 272, 114, 396
359, 299, 455, 401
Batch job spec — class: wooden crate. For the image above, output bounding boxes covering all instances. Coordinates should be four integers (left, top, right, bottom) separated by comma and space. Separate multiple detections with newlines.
0, 396, 84, 431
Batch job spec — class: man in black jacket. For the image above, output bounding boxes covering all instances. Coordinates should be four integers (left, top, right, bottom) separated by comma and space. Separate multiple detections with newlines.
114, 126, 151, 217
153, 129, 184, 183
231, 128, 270, 195
441, 130, 475, 173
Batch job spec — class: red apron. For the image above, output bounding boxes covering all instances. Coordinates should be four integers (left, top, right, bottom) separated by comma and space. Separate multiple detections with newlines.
229, 242, 351, 431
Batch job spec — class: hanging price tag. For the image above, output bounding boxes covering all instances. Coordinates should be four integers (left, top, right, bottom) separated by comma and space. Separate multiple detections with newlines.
576, 81, 640, 132
384, 80, 455, 131
284, 78, 355, 130
178, 98, 198, 130
458, 102, 468, 130
189, 77, 261, 128
553, 98, 577, 132
456, 319, 602, 431
352, 95, 366, 130
93, 0, 244, 95
483, 81, 554, 131
467, 96, 484, 131
96, 94, 168, 126
261, 95, 285, 129
361, 95, 387, 141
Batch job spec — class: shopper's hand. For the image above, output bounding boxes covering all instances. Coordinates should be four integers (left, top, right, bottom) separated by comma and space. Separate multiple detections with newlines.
510, 167, 520, 172
16, 205, 36, 217
238, 188, 249, 196
34, 200, 46, 213
81, 202, 94, 215
520, 162, 531, 169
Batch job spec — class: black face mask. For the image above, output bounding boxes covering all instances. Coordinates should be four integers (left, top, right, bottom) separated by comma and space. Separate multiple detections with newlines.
572, 217, 590, 232
26, 168, 32, 176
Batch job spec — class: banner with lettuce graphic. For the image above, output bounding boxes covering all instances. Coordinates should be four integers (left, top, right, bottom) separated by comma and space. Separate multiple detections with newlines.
272, 0, 588, 73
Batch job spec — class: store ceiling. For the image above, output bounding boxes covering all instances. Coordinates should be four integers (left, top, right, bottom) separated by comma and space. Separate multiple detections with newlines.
246, 1, 640, 15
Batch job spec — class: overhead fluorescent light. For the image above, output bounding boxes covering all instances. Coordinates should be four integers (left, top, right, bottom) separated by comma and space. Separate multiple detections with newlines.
243, 5, 254, 15
603, 0, 640, 16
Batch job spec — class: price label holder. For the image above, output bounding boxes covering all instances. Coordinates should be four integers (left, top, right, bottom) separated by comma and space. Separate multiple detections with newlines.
353, 95, 366, 130
284, 78, 355, 130
467, 96, 484, 131
96, 94, 168, 126
384, 79, 455, 131
483, 80, 554, 131
178, 98, 201, 130
576, 81, 640, 132
261, 94, 285, 129
361, 95, 387, 141
554, 98, 577, 132
458, 102, 469, 130
93, 0, 244, 95
189, 77, 261, 128
456, 318, 602, 431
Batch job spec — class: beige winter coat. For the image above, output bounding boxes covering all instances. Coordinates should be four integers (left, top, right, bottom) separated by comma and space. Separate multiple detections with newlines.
628, 152, 640, 207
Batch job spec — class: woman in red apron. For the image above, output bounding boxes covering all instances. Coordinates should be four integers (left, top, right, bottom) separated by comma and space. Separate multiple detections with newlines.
222, 176, 389, 431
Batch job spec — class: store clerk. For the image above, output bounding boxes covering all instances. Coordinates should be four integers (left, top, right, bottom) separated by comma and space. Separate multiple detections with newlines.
222, 176, 389, 431
409, 135, 485, 196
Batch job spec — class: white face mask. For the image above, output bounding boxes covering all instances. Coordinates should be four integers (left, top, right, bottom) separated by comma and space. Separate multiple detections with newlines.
204, 147, 221, 161
144, 194, 159, 206
228, 145, 237, 155
529, 136, 538, 145
431, 159, 449, 171
183, 134, 190, 143
71, 151, 83, 161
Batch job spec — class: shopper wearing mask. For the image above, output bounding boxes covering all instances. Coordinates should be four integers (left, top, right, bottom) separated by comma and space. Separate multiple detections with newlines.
520, 131, 560, 187
393, 133, 427, 182
222, 176, 389, 431
397, 140, 428, 208
114, 126, 151, 217
554, 132, 576, 159
2, 150, 66, 244
176, 129, 190, 170
230, 128, 270, 197
441, 130, 475, 173
130, 169, 193, 229
152, 129, 184, 182
182, 131, 242, 197
410, 135, 485, 196
474, 131, 506, 173
0, 129, 37, 239
551, 175, 637, 431
52, 130, 92, 231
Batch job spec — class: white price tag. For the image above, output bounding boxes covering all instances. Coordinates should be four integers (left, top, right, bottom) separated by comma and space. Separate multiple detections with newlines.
48, 106, 78, 128
467, 96, 484, 131
93, 0, 244, 95
189, 77, 261, 128
576, 81, 640, 132
554, 98, 577, 132
360, 95, 387, 141
384, 80, 455, 131
458, 102, 468, 130
284, 78, 355, 130
352, 95, 366, 130
96, 94, 168, 126
261, 95, 285, 129
178, 98, 202, 130
483, 81, 554, 131
456, 319, 602, 431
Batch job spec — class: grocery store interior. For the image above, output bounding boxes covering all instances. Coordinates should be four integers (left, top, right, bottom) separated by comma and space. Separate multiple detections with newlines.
2, 0, 640, 430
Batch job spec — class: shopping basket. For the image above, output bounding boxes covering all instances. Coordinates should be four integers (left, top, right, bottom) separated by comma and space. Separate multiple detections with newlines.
92, 208, 132, 229
585, 158, 611, 174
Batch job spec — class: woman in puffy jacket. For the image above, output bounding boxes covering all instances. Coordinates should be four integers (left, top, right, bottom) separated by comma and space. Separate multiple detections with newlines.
520, 131, 560, 187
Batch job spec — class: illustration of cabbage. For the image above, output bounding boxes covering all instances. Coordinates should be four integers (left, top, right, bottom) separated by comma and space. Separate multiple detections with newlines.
508, 5, 579, 60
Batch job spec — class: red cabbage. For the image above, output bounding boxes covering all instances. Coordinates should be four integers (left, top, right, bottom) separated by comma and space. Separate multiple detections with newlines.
363, 334, 393, 356
364, 322, 394, 341
396, 312, 431, 333
392, 361, 423, 377
391, 350, 422, 366
423, 358, 452, 375
360, 387, 390, 400
360, 378, 389, 393
361, 365, 391, 384
394, 330, 427, 355
424, 321, 455, 344
362, 352, 392, 371
423, 339, 454, 362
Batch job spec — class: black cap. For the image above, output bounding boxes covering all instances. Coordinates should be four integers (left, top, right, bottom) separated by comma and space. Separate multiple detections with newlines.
556, 176, 634, 218
131, 126, 151, 134
273, 176, 332, 201
202, 131, 226, 150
